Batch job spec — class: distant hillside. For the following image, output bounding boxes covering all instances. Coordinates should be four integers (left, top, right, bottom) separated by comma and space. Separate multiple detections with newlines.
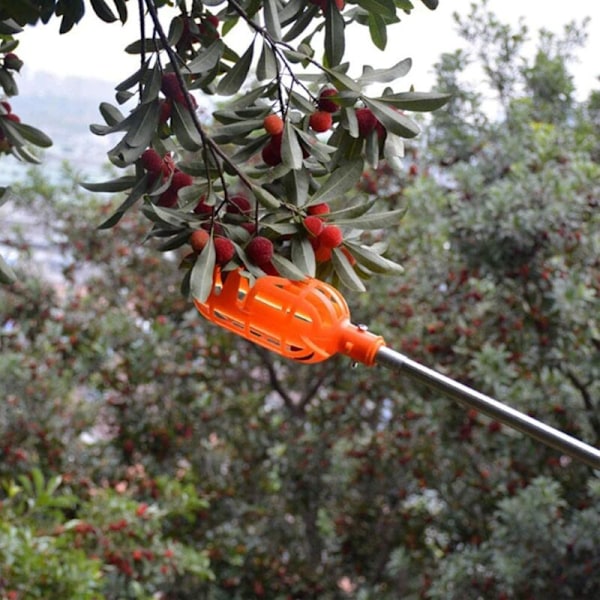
3, 70, 125, 184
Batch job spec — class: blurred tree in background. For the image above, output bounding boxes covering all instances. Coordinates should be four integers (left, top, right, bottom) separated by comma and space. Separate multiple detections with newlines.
1, 3, 599, 599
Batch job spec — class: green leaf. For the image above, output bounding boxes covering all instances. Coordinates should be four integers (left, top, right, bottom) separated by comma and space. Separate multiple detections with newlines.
90, 0, 117, 23
8, 121, 52, 148
283, 168, 310, 206
281, 120, 303, 170
0, 68, 18, 96
98, 173, 150, 229
99, 102, 125, 127
334, 207, 407, 229
324, 1, 345, 68
309, 158, 363, 205
217, 42, 254, 96
332, 247, 366, 291
263, 0, 282, 40
322, 66, 361, 93
123, 99, 160, 147
171, 101, 203, 151
251, 185, 282, 209
367, 12, 387, 51
0, 252, 16, 284
80, 175, 137, 193
363, 97, 420, 138
212, 119, 263, 144
113, 0, 128, 23
358, 58, 412, 85
357, 0, 396, 18
291, 237, 316, 277
328, 198, 377, 220
257, 40, 278, 81
343, 240, 401, 273
187, 39, 224, 74
190, 237, 216, 303
378, 91, 451, 111
271, 254, 307, 280
282, 4, 318, 42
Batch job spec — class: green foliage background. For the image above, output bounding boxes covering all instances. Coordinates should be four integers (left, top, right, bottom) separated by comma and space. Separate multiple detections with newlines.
1, 2, 599, 599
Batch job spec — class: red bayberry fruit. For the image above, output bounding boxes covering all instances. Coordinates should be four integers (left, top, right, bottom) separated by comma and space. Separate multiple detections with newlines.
214, 237, 235, 265
355, 108, 378, 137
318, 88, 339, 113
0, 101, 11, 113
5, 113, 20, 123
307, 202, 330, 216
171, 170, 194, 191
141, 148, 163, 174
263, 114, 284, 136
205, 14, 219, 28
318, 225, 343, 248
3, 53, 22, 71
261, 134, 282, 166
159, 99, 172, 124
227, 195, 252, 214
341, 247, 356, 266
190, 229, 210, 252
303, 216, 325, 237
246, 236, 274, 267
309, 111, 333, 133
314, 244, 332, 263
161, 72, 185, 104
158, 187, 179, 207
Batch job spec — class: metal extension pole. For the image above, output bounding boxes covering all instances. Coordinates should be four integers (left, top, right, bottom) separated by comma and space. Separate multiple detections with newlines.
375, 346, 600, 470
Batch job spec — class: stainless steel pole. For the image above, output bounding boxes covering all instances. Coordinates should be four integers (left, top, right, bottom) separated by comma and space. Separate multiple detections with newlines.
375, 346, 600, 470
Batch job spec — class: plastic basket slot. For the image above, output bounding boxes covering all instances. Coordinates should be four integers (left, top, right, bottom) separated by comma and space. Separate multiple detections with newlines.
213, 309, 244, 330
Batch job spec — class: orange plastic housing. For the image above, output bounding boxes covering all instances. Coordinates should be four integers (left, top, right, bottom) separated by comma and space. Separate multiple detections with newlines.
194, 269, 385, 365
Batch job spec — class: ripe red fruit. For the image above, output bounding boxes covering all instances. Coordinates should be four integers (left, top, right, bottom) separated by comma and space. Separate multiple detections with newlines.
171, 170, 194, 191
161, 72, 185, 104
263, 114, 284, 136
227, 195, 252, 214
261, 134, 282, 166
355, 108, 378, 137
314, 244, 332, 263
246, 236, 274, 267
318, 88, 339, 113
141, 148, 163, 174
5, 113, 20, 123
0, 100, 11, 113
318, 225, 343, 248
3, 53, 22, 71
194, 196, 213, 215
159, 99, 172, 124
158, 187, 179, 207
307, 202, 330, 216
214, 237, 235, 265
303, 216, 325, 237
190, 229, 210, 252
309, 111, 333, 133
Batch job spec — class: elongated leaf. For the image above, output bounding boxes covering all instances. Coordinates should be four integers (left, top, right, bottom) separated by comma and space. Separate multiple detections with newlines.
187, 39, 224, 74
283, 168, 310, 206
212, 119, 263, 143
171, 101, 203, 151
357, 0, 396, 18
271, 254, 306, 280
0, 69, 18, 96
98, 173, 150, 229
190, 238, 216, 303
257, 40, 278, 81
124, 99, 159, 147
324, 2, 345, 68
264, 0, 282, 40
334, 207, 407, 229
91, 0, 117, 22
358, 58, 412, 85
332, 248, 366, 291
141, 63, 162, 104
113, 0, 128, 22
378, 91, 451, 111
309, 158, 363, 205
322, 66, 361, 93
344, 240, 398, 273
291, 237, 316, 277
80, 175, 137, 193
281, 120, 303, 170
8, 122, 52, 148
251, 185, 282, 209
115, 62, 148, 92
217, 42, 254, 96
328, 198, 377, 220
367, 12, 387, 51
363, 97, 420, 138
282, 4, 318, 42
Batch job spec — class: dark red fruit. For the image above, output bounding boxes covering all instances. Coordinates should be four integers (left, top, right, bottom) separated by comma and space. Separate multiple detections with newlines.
261, 134, 283, 166
161, 72, 185, 104
214, 237, 235, 265
318, 88, 339, 113
227, 195, 252, 214
171, 170, 194, 191
141, 149, 163, 174
246, 236, 274, 267
355, 108, 378, 137
158, 188, 179, 207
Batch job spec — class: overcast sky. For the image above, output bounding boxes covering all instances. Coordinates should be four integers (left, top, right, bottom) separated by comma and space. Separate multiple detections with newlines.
14, 0, 600, 98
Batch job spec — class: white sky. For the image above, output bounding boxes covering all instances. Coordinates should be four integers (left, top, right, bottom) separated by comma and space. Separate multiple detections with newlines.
13, 0, 600, 97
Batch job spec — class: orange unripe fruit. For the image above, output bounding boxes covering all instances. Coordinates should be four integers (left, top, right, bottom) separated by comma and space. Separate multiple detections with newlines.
309, 111, 333, 133
263, 114, 284, 136
190, 229, 210, 252
318, 225, 343, 248
214, 237, 235, 265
